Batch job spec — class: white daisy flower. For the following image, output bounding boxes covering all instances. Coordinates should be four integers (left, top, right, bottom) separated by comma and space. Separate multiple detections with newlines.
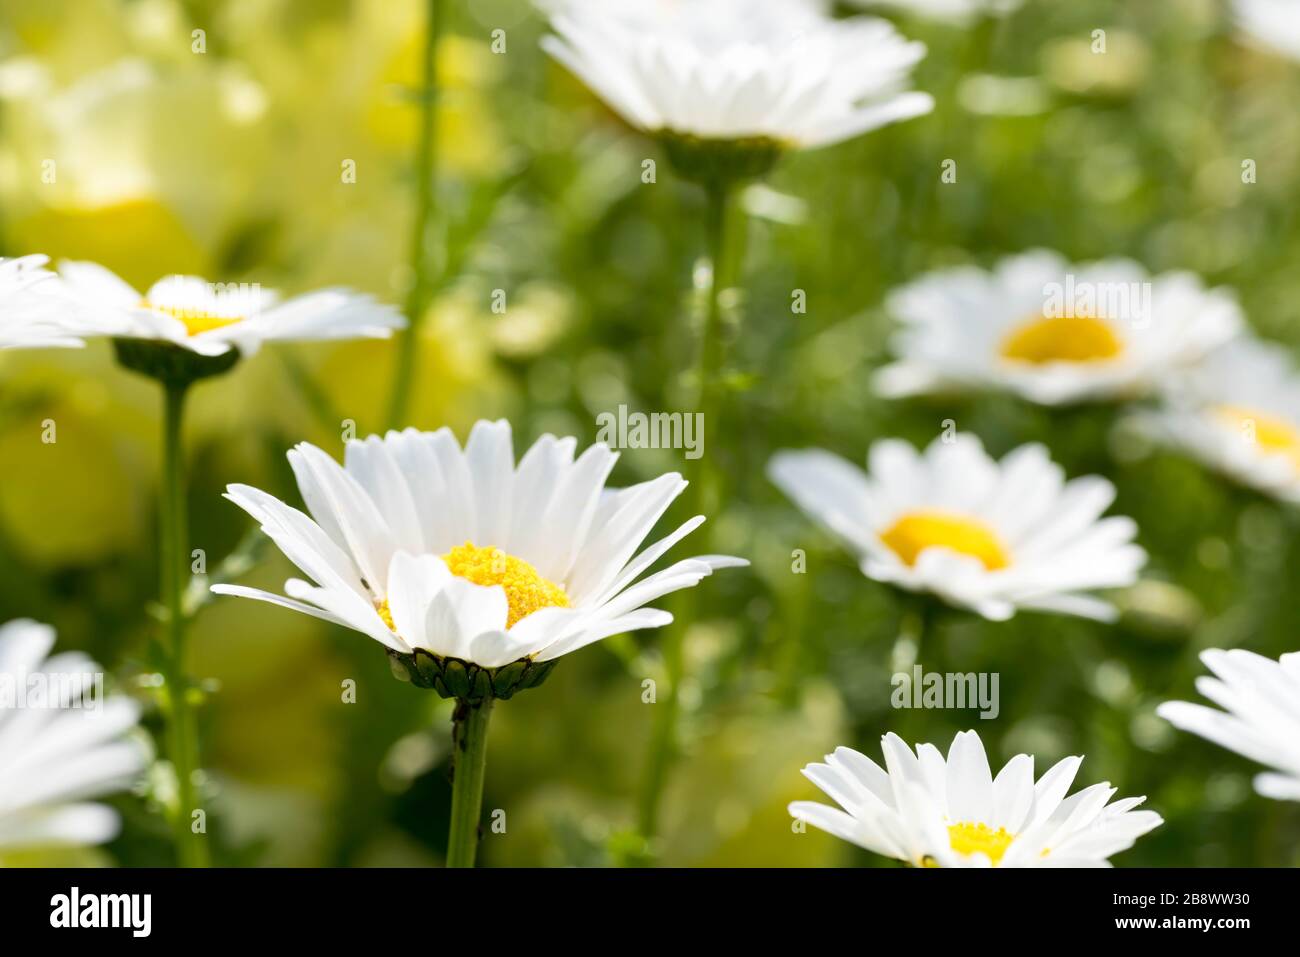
540, 0, 934, 152
875, 249, 1243, 406
791, 729, 1163, 867
1144, 337, 1300, 504
0, 619, 147, 850
849, 0, 1024, 25
768, 433, 1146, 621
56, 260, 403, 358
1234, 0, 1300, 62
212, 420, 746, 699
0, 255, 84, 350
1158, 648, 1300, 801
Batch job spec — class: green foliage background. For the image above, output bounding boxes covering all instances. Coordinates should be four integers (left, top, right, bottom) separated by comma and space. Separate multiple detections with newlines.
1, 0, 1298, 866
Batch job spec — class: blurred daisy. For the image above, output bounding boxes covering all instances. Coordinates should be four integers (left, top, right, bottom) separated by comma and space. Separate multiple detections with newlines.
875, 250, 1242, 406
1145, 337, 1300, 504
541, 0, 933, 153
768, 434, 1145, 621
0, 255, 83, 350
0, 619, 146, 850
850, 0, 1024, 25
57, 260, 403, 358
1234, 0, 1300, 62
1158, 648, 1300, 801
214, 419, 746, 691
791, 729, 1162, 867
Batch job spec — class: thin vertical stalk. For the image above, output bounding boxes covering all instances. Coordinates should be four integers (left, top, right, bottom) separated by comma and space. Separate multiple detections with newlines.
446, 697, 494, 868
637, 179, 740, 843
693, 180, 736, 472
160, 380, 208, 867
773, 569, 811, 706
890, 597, 934, 742
387, 0, 445, 430
897, 602, 928, 661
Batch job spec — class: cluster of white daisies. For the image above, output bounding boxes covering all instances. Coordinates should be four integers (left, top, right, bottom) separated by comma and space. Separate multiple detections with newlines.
767, 249, 1300, 864
870, 249, 1300, 503
768, 242, 1300, 617
763, 243, 1300, 863
3, 0, 1300, 868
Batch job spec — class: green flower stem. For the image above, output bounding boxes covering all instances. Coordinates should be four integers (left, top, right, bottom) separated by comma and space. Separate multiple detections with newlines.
636, 584, 692, 844
694, 179, 739, 466
160, 380, 208, 868
773, 569, 811, 707
898, 602, 927, 659
897, 595, 946, 667
446, 696, 494, 868
890, 597, 934, 743
637, 178, 741, 844
386, 0, 445, 430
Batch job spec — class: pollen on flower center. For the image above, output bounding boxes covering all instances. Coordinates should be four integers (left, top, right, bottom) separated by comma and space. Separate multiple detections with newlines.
947, 822, 1015, 865
1212, 405, 1300, 470
1000, 313, 1124, 365
880, 510, 1010, 571
442, 542, 570, 628
141, 299, 244, 337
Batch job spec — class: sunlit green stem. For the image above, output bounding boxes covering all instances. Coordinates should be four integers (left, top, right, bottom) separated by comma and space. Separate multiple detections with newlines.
895, 594, 944, 669
888, 597, 936, 742
446, 697, 493, 868
898, 603, 926, 660
387, 0, 445, 430
773, 569, 811, 706
160, 380, 208, 868
693, 180, 737, 464
637, 179, 741, 844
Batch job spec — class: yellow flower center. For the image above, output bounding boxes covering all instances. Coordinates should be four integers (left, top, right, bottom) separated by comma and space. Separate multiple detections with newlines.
947, 822, 1015, 865
141, 299, 244, 336
1000, 313, 1124, 365
1212, 405, 1300, 471
879, 510, 1011, 571
442, 542, 569, 628
372, 545, 569, 636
